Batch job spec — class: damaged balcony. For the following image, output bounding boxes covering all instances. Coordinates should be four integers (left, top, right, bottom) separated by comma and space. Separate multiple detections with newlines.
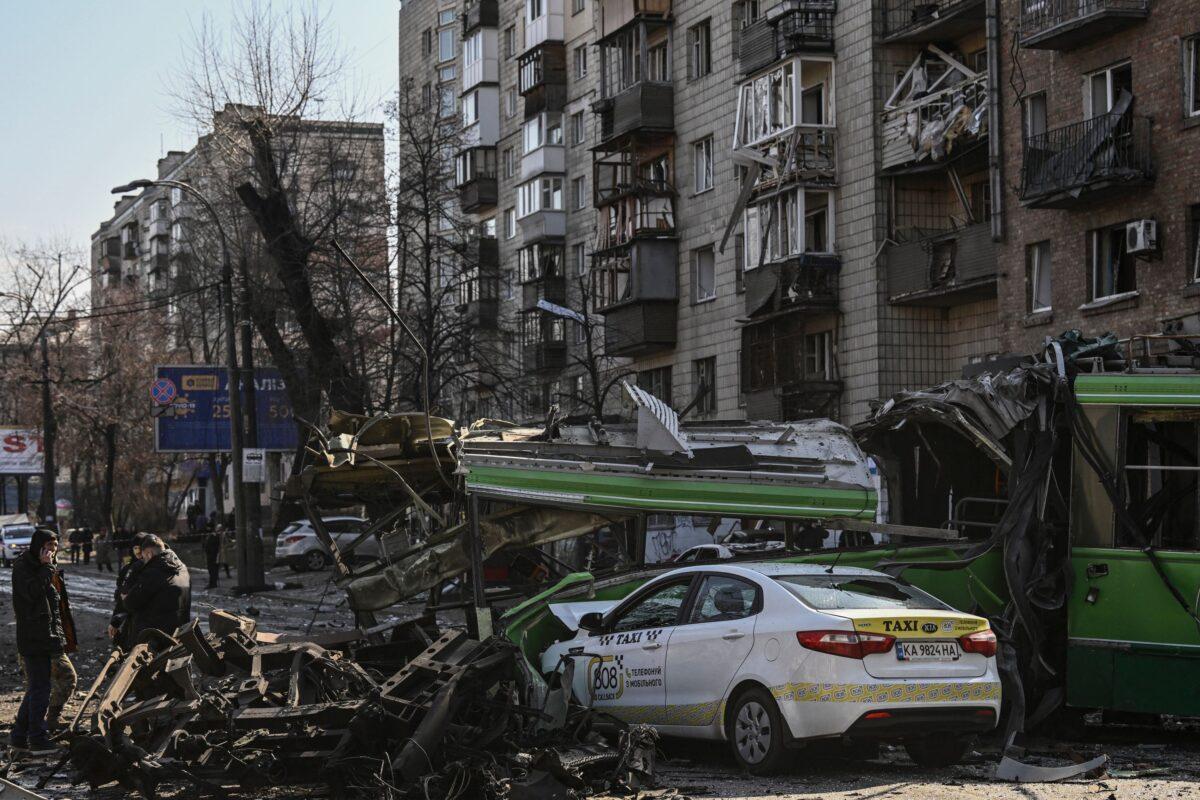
1019, 0, 1149, 51
463, 0, 499, 34
883, 0, 987, 43
738, 1, 836, 76
742, 315, 841, 421
592, 238, 679, 357
882, 53, 988, 172
519, 241, 567, 311
886, 222, 997, 305
595, 11, 673, 147
518, 44, 567, 116
1020, 111, 1154, 209
743, 255, 840, 317
457, 264, 500, 330
99, 237, 121, 273
520, 311, 568, 373
595, 83, 675, 147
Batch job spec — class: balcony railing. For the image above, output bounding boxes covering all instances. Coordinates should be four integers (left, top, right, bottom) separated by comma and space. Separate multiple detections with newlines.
524, 341, 567, 373
596, 82, 674, 146
1020, 113, 1153, 208
522, 274, 566, 310
738, 3, 836, 76
743, 255, 839, 317
882, 0, 986, 42
750, 128, 838, 188
460, 176, 498, 213
1019, 0, 1148, 50
594, 196, 676, 252
886, 222, 997, 305
881, 73, 988, 171
463, 0, 499, 35
603, 301, 677, 357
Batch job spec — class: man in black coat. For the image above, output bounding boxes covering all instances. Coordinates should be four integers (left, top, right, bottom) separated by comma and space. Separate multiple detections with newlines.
108, 533, 149, 649
202, 528, 221, 589
120, 535, 191, 641
10, 529, 65, 753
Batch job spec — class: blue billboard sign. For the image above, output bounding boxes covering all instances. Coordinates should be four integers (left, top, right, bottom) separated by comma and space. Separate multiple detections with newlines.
153, 365, 299, 453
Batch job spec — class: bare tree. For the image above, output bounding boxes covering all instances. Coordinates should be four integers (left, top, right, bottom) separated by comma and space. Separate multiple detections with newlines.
390, 80, 523, 422
554, 272, 633, 420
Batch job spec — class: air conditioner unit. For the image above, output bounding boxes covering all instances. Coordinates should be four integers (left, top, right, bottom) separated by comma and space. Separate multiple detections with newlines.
1126, 219, 1157, 255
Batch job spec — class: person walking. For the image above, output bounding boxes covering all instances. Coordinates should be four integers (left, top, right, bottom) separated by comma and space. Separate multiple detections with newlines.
94, 528, 114, 572
67, 528, 80, 565
121, 535, 191, 640
10, 529, 66, 754
80, 527, 93, 565
46, 563, 78, 734
202, 528, 221, 589
218, 526, 233, 579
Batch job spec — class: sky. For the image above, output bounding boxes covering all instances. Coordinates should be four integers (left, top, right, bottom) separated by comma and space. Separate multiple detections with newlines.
0, 1, 398, 254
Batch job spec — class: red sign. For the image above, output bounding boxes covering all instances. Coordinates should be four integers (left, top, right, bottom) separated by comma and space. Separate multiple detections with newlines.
0, 429, 44, 474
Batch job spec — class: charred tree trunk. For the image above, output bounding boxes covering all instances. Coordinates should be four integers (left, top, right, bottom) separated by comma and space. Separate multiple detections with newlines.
37, 332, 57, 523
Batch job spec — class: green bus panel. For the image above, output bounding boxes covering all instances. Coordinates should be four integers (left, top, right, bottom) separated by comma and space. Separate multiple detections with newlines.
1075, 374, 1200, 406
1068, 645, 1200, 716
466, 465, 878, 521
1069, 548, 1200, 646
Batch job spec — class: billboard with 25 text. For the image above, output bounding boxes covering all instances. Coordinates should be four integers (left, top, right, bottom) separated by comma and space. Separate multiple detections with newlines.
152, 366, 299, 453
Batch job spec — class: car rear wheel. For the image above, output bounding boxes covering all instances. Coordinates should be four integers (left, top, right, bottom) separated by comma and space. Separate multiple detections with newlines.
903, 735, 969, 768
303, 550, 329, 572
727, 687, 789, 775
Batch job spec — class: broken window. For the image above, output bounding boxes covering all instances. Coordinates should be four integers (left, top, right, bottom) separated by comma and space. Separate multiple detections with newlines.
693, 356, 717, 414
744, 189, 834, 266
1086, 62, 1133, 117
804, 331, 832, 381
638, 366, 672, 405
1089, 224, 1136, 301
611, 579, 691, 631
1027, 240, 1052, 312
737, 58, 835, 147
1119, 413, 1200, 551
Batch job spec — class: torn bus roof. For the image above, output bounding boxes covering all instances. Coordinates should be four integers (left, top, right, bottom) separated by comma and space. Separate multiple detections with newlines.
460, 416, 877, 521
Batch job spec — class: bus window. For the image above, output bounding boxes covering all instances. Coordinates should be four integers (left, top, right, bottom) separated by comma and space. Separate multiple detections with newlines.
1119, 413, 1200, 551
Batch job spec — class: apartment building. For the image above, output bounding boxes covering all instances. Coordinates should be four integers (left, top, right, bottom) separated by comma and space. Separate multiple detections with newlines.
997, 0, 1200, 351
401, 0, 1010, 425
91, 105, 385, 527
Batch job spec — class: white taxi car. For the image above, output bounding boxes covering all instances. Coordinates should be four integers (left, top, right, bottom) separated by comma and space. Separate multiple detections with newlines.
541, 563, 1000, 774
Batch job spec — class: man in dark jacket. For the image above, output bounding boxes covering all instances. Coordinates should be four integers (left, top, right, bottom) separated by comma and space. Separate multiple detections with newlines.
202, 528, 221, 589
10, 529, 65, 753
108, 533, 149, 649
120, 535, 191, 641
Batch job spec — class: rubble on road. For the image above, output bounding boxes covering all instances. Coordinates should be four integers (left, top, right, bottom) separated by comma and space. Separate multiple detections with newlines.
56, 610, 662, 799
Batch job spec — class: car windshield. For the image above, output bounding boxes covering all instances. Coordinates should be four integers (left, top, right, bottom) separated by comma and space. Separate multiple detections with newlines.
774, 574, 950, 611
281, 523, 306, 536
2, 525, 35, 540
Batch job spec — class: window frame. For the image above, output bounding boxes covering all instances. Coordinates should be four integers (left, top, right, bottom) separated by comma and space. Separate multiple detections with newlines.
1088, 223, 1137, 302
687, 20, 712, 80
693, 136, 714, 194
693, 245, 716, 303
1084, 60, 1133, 118
693, 356, 717, 415
603, 576, 696, 633
1186, 36, 1200, 118
1027, 240, 1053, 313
573, 44, 589, 79
1022, 91, 1048, 140
1190, 204, 1200, 284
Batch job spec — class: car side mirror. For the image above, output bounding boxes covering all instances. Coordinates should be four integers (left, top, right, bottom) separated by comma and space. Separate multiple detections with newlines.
578, 612, 604, 633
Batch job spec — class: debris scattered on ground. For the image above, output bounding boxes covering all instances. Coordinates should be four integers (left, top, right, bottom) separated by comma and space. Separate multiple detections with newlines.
50, 610, 661, 799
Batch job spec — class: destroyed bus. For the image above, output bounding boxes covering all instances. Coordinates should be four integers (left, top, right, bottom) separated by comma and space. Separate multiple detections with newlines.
299, 339, 1200, 748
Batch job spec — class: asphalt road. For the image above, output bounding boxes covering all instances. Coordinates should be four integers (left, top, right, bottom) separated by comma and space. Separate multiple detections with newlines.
0, 560, 1196, 799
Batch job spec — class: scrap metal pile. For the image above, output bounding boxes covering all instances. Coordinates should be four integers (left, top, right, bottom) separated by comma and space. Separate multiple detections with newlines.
61, 611, 658, 799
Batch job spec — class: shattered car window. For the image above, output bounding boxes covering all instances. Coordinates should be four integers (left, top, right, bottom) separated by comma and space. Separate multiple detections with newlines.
774, 575, 950, 611
611, 580, 691, 632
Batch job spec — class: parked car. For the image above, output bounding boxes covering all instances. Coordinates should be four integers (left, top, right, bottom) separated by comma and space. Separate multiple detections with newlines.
542, 563, 999, 774
1, 522, 37, 567
672, 541, 786, 562
273, 516, 375, 572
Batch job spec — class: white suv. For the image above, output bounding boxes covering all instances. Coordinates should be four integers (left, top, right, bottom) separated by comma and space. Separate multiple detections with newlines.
1, 523, 36, 567
273, 516, 375, 572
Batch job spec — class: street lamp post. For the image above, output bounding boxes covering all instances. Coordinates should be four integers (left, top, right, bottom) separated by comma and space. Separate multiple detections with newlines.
112, 179, 258, 591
